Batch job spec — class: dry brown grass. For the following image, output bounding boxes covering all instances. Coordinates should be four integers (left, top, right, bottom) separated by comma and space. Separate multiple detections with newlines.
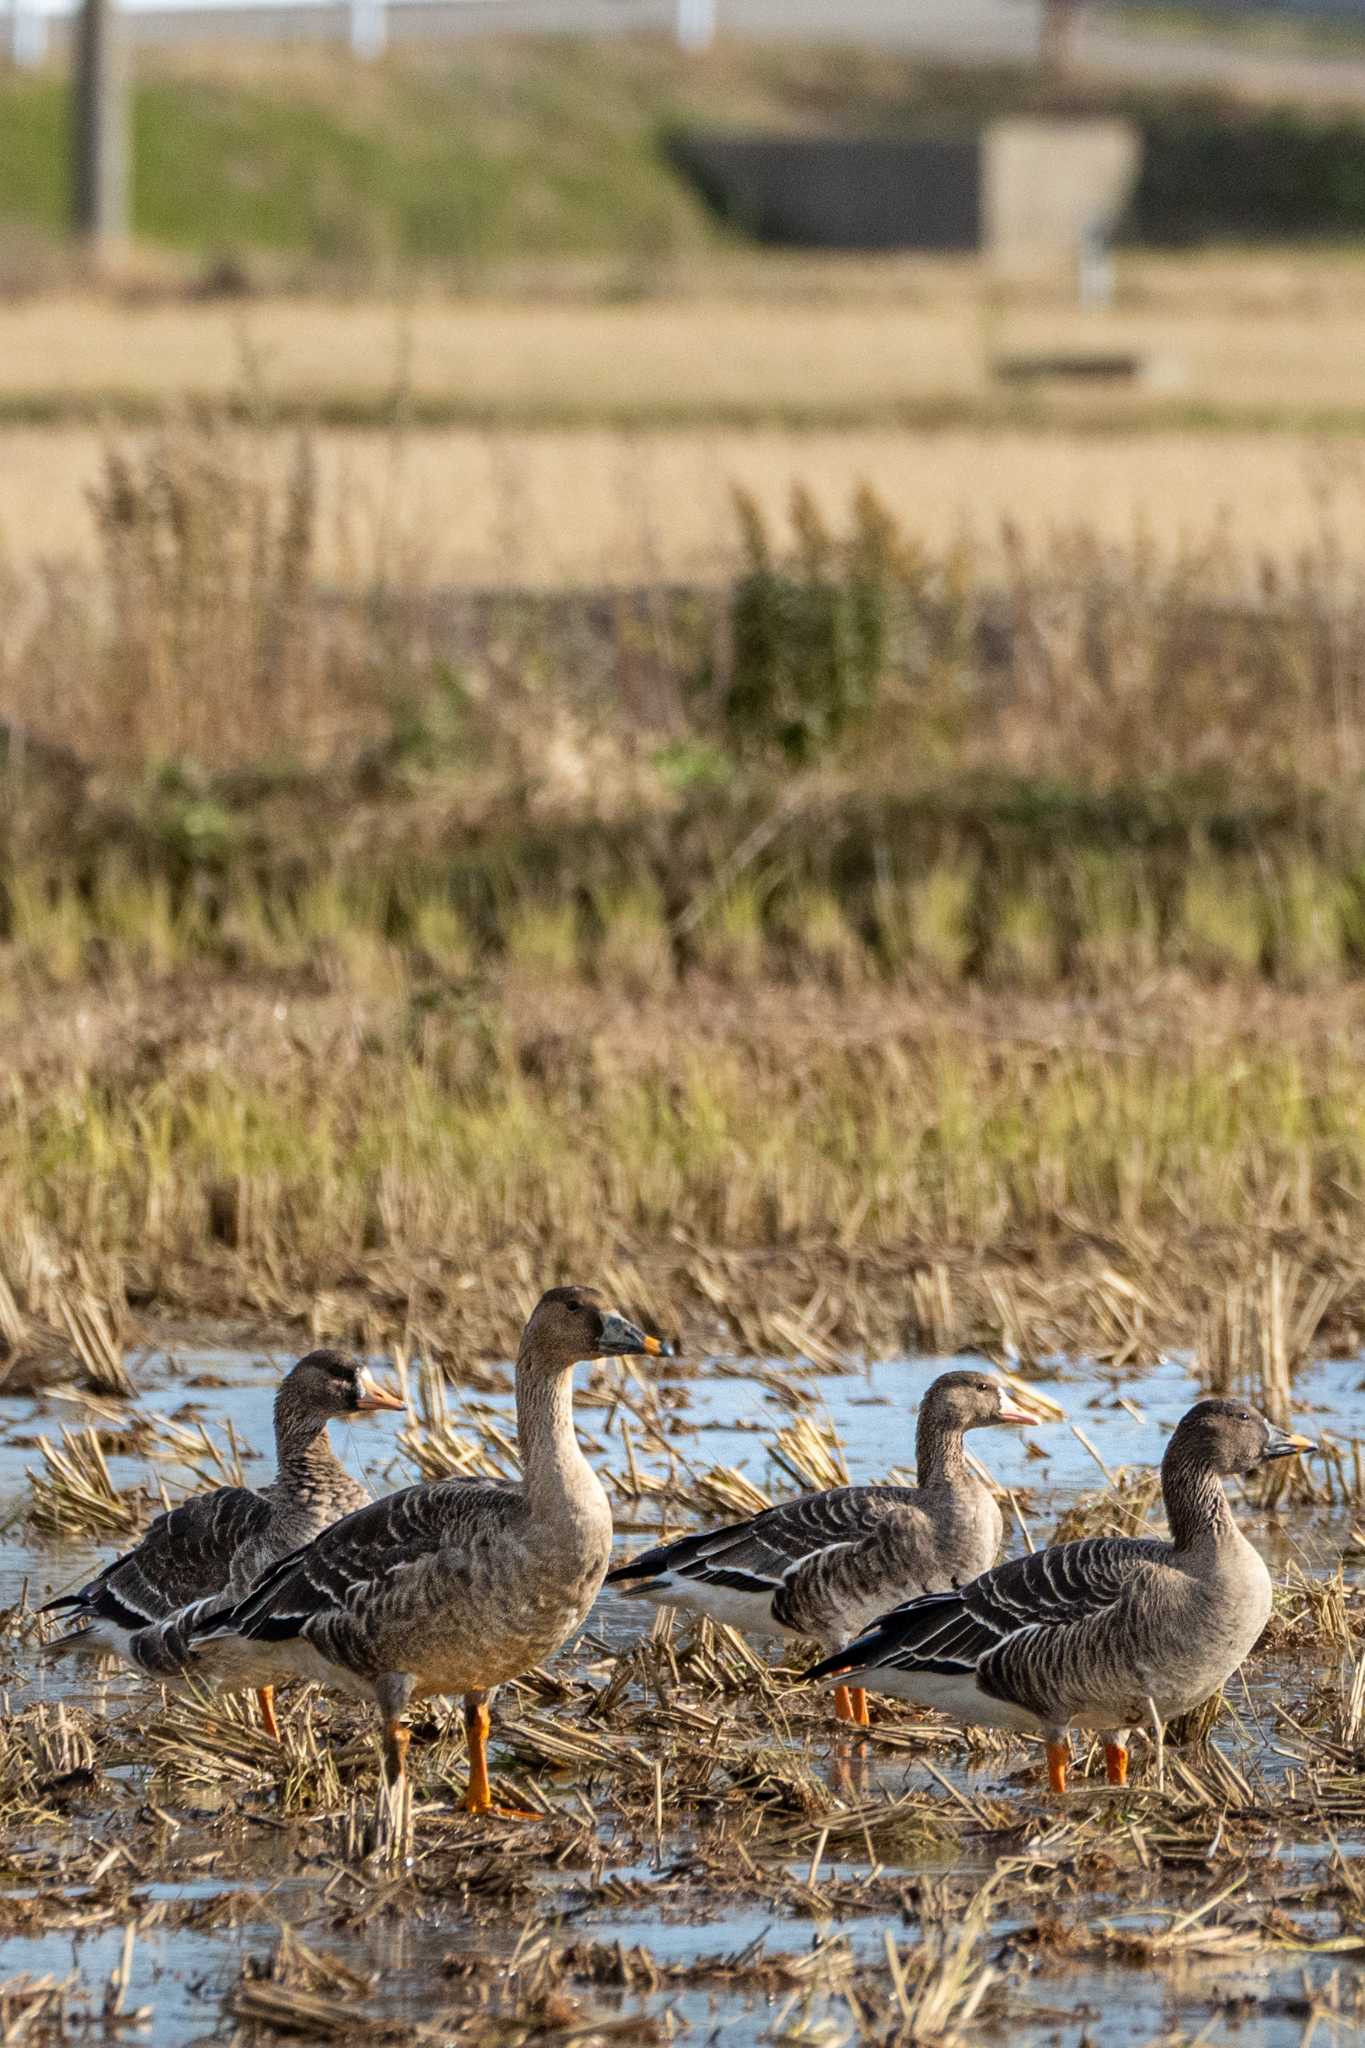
10, 248, 1365, 414
5, 419, 1365, 590
5, 969, 1365, 1360
6, 249, 1365, 587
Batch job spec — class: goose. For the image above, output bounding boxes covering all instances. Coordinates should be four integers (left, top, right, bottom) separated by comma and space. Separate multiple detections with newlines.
607, 1370, 1037, 1726
805, 1398, 1313, 1790
39, 1349, 403, 1737
184, 1287, 668, 1815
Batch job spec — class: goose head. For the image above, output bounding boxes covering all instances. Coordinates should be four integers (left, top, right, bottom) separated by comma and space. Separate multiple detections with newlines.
1167, 1397, 1314, 1476
921, 1368, 1038, 1433
279, 1349, 405, 1420
520, 1285, 671, 1374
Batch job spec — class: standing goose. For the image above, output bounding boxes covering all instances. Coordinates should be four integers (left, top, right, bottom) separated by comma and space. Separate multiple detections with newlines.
39, 1351, 404, 1737
607, 1370, 1037, 1726
186, 1287, 667, 1815
805, 1398, 1313, 1790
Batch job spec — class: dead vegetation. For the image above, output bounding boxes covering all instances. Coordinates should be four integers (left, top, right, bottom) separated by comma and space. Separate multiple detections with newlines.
0, 378, 1363, 2044
2, 1313, 1363, 2042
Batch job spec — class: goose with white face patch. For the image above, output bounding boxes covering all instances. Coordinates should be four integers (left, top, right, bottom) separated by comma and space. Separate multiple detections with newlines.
805, 1397, 1313, 1790
184, 1287, 670, 1816
39, 1350, 405, 1738
608, 1369, 1039, 1726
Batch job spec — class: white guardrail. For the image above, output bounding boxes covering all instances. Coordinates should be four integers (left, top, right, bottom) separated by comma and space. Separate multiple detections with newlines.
4, 0, 719, 62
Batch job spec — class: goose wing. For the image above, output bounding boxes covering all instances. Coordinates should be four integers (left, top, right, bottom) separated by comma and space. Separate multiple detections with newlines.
195, 1475, 521, 1650
41, 1487, 273, 1635
809, 1534, 1169, 1686
607, 1485, 917, 1600
772, 1501, 940, 1637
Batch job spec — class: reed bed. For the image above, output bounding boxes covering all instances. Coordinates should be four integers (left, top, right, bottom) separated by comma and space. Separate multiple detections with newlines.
6, 971, 1365, 1353
15, 839, 1365, 1008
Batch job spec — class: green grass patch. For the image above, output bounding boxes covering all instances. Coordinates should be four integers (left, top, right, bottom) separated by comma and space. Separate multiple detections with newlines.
8, 39, 1365, 268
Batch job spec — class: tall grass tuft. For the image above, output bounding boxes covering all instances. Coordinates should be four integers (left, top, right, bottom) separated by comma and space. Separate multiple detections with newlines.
94, 869, 198, 981
720, 484, 892, 764
4, 419, 382, 773
1173, 858, 1265, 980
988, 888, 1061, 990
407, 892, 478, 981
778, 887, 869, 988
1265, 857, 1346, 988
694, 883, 769, 984
593, 882, 674, 998
1070, 851, 1161, 990
503, 899, 581, 983
879, 859, 977, 985
4, 874, 91, 985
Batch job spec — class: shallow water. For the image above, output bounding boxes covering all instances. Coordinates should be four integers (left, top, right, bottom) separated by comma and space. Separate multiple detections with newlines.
1, 1338, 1362, 2044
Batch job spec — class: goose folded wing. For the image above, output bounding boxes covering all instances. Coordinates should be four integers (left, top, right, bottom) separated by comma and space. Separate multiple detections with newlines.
609, 1486, 914, 1598
200, 1476, 519, 1644
45, 1488, 274, 1632
827, 1535, 1166, 1678
772, 1502, 937, 1634
979, 1559, 1175, 1723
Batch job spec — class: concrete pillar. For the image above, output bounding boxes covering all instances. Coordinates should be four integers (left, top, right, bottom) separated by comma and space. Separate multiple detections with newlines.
10, 0, 49, 67
349, 0, 387, 60
676, 0, 715, 54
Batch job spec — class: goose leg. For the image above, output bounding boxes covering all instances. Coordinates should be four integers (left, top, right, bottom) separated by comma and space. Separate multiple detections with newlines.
374, 1686, 413, 1862
256, 1687, 280, 1742
382, 1720, 410, 1785
833, 1685, 856, 1724
1045, 1731, 1070, 1794
1146, 1696, 1166, 1793
850, 1688, 871, 1728
1104, 1736, 1129, 1787
461, 1693, 538, 1822
376, 1671, 415, 1788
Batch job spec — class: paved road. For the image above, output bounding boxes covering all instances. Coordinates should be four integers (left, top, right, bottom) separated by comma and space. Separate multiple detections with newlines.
21, 0, 1365, 103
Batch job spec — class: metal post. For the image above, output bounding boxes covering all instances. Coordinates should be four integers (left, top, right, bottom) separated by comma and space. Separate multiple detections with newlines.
72, 0, 130, 264
1077, 217, 1114, 310
10, 0, 49, 67
349, 0, 386, 59
675, 0, 715, 54
1040, 0, 1082, 78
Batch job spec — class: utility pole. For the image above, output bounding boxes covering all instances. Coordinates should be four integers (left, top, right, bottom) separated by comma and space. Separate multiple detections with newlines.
72, 0, 130, 267
1040, 0, 1083, 79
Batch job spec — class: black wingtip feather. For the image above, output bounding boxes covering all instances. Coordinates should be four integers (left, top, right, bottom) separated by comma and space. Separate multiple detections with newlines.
604, 1560, 654, 1586
802, 1587, 970, 1684
606, 1536, 701, 1581
802, 1644, 857, 1683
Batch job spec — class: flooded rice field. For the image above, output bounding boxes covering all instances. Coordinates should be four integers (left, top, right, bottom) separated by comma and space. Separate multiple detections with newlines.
1, 1336, 1363, 2046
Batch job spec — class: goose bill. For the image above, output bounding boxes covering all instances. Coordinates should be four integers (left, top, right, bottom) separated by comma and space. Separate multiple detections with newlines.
1260, 1426, 1315, 1461
600, 1313, 672, 1358
996, 1393, 1039, 1426
353, 1370, 406, 1412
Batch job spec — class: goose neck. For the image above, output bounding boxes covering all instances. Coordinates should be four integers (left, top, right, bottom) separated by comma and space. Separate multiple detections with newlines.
515, 1357, 588, 1502
274, 1394, 346, 1488
1162, 1448, 1238, 1551
916, 1413, 968, 1490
